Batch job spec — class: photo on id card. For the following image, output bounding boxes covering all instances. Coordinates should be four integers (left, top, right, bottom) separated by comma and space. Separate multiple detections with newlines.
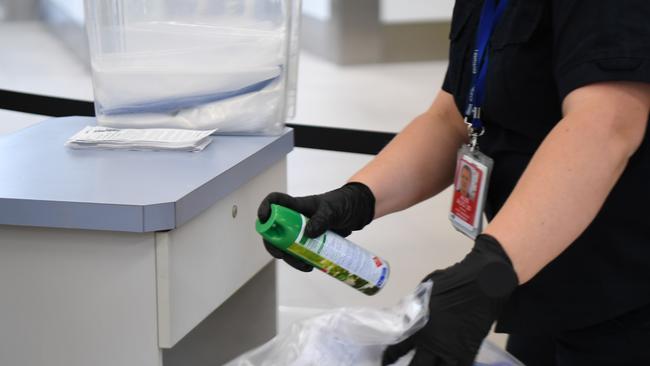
449, 145, 492, 239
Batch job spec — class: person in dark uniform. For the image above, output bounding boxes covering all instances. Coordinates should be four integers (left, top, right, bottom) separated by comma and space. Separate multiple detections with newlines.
257, 0, 650, 364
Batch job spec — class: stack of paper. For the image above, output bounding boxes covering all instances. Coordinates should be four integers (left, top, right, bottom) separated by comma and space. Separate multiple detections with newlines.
65, 126, 217, 152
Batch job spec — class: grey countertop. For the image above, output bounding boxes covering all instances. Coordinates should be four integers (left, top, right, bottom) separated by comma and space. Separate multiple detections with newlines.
0, 116, 293, 232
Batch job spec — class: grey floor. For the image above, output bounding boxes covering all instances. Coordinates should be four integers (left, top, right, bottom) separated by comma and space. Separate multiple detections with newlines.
0, 21, 507, 349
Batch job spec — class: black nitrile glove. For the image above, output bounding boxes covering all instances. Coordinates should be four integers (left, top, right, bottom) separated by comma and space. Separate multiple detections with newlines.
257, 182, 375, 272
382, 234, 518, 366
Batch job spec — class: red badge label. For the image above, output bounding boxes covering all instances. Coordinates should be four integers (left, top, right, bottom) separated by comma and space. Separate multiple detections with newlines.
449, 145, 493, 239
450, 159, 484, 226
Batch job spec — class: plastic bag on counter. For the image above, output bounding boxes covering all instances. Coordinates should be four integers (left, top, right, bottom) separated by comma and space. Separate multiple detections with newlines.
90, 25, 287, 134
224, 281, 523, 366
85, 0, 302, 135
94, 72, 285, 134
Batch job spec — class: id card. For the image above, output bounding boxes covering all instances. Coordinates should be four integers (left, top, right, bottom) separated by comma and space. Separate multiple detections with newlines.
449, 145, 493, 239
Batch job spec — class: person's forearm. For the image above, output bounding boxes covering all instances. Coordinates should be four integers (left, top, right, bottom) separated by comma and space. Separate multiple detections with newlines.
485, 82, 650, 284
350, 91, 468, 218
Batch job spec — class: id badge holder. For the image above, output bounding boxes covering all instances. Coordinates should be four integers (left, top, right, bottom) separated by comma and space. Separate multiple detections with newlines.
449, 144, 494, 239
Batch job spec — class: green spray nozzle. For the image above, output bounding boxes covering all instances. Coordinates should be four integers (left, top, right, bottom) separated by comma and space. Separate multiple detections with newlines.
255, 204, 304, 250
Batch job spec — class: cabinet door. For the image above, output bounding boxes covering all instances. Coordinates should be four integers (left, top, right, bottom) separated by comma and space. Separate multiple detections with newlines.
156, 159, 286, 347
0, 227, 159, 366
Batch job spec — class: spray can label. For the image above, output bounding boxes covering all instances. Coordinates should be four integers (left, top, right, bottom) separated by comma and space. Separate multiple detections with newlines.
286, 215, 390, 295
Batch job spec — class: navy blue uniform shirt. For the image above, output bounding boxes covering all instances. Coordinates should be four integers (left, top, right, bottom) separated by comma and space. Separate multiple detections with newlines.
442, 0, 650, 333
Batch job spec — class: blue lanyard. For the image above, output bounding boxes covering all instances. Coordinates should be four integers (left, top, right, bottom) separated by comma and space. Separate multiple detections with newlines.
465, 0, 510, 133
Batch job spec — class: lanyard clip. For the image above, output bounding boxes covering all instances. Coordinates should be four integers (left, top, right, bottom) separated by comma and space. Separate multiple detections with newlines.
464, 108, 486, 152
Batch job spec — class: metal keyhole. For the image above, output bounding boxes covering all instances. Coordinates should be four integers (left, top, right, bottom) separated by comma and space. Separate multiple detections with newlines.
232, 205, 238, 218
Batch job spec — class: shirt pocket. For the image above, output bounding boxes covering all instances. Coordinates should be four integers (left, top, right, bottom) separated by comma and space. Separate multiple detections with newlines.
491, 0, 545, 49
485, 0, 559, 141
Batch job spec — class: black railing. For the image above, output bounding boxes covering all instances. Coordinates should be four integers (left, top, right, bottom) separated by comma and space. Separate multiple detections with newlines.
0, 89, 396, 155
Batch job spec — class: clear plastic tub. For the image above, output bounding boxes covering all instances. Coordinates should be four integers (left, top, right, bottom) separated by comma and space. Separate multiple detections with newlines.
84, 0, 301, 135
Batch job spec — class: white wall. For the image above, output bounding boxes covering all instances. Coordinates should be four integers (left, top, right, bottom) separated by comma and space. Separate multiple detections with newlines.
302, 0, 331, 21
380, 0, 454, 24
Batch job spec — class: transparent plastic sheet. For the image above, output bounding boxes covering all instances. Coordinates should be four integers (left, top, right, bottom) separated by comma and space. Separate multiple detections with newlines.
224, 281, 523, 366
95, 77, 285, 134
91, 24, 286, 134
85, 0, 302, 135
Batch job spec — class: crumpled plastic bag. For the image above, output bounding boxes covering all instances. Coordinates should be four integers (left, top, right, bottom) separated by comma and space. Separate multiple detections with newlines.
95, 77, 284, 134
224, 281, 523, 366
91, 23, 289, 134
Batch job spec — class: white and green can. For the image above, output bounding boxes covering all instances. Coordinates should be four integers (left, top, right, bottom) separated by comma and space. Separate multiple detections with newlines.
256, 204, 390, 295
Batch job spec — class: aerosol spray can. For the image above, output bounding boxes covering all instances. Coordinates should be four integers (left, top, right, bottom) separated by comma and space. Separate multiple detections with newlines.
255, 204, 390, 295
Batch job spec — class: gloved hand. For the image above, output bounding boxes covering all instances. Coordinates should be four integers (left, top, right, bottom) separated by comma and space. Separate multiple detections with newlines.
382, 234, 519, 366
257, 182, 376, 272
